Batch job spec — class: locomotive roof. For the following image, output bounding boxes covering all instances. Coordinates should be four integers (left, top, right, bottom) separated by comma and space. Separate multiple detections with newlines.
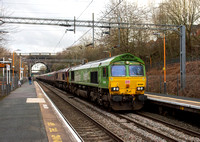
55, 68, 69, 73
38, 71, 56, 77
70, 53, 144, 71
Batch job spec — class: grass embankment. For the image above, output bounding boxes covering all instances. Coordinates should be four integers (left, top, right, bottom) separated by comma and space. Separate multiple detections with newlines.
147, 61, 200, 98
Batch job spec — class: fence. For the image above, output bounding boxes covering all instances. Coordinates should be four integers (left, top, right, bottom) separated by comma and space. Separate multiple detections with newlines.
0, 76, 27, 96
146, 56, 200, 72
146, 75, 200, 99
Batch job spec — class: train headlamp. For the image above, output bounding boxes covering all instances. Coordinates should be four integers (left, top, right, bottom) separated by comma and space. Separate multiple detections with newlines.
111, 87, 119, 91
137, 87, 144, 91
125, 61, 130, 65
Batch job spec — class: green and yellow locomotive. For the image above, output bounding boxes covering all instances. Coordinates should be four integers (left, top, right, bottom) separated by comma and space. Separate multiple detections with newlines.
38, 53, 147, 110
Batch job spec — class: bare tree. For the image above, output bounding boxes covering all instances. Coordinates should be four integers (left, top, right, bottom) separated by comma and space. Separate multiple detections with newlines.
152, 0, 200, 55
99, 0, 151, 58
0, 4, 17, 61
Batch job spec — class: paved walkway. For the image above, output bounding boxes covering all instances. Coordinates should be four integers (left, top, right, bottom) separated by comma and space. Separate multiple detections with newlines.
0, 82, 48, 142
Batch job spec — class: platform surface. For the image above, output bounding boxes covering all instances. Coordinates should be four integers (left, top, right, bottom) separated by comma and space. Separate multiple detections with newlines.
145, 92, 200, 110
0, 82, 48, 142
0, 81, 81, 142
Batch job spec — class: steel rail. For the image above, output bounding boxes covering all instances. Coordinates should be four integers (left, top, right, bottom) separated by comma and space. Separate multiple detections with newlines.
115, 114, 177, 142
39, 81, 177, 141
39, 81, 123, 142
137, 112, 200, 138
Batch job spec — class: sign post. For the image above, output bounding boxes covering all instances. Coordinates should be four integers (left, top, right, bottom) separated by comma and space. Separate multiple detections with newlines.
6, 64, 10, 95
20, 67, 24, 83
0, 60, 12, 95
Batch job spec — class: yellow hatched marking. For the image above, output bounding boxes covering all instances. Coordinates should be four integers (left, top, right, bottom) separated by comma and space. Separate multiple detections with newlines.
48, 122, 56, 127
146, 94, 200, 106
47, 122, 62, 141
49, 128, 58, 132
51, 135, 62, 142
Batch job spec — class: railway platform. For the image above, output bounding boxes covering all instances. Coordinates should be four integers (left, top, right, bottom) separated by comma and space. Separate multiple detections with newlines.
145, 92, 200, 114
0, 81, 82, 142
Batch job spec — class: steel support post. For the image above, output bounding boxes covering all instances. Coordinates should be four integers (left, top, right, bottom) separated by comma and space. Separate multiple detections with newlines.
2, 57, 5, 95
180, 25, 186, 89
92, 13, 94, 48
118, 17, 120, 47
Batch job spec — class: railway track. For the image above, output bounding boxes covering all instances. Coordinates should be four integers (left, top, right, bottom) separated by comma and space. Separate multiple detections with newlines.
72, 98, 178, 141
71, 97, 199, 141
38, 81, 123, 142
114, 114, 177, 142
38, 81, 200, 141
136, 112, 200, 138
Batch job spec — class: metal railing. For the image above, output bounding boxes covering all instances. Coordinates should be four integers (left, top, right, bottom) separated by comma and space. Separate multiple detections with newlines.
146, 75, 200, 98
146, 56, 200, 71
0, 76, 27, 96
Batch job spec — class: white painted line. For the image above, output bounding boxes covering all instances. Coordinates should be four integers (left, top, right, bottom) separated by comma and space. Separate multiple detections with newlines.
147, 97, 200, 110
146, 94, 200, 105
26, 98, 46, 103
43, 104, 49, 109
36, 82, 82, 142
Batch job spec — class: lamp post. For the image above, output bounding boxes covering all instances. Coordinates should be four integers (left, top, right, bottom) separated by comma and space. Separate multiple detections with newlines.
19, 56, 22, 81
163, 34, 166, 94
8, 58, 12, 87
103, 51, 111, 58
154, 32, 166, 94
12, 49, 20, 88
12, 49, 21, 77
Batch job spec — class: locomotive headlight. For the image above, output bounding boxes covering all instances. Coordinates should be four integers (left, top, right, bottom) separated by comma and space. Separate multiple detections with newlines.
125, 61, 130, 65
137, 87, 144, 91
112, 87, 119, 91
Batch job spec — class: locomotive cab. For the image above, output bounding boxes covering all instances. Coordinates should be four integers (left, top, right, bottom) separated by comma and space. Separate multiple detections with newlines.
108, 60, 147, 110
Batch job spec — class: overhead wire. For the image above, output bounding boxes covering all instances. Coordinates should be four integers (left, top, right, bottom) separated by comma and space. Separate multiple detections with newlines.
2, 1, 90, 6
69, 0, 123, 47
77, 0, 93, 20
53, 0, 94, 52
2, 1, 92, 17
53, 31, 66, 53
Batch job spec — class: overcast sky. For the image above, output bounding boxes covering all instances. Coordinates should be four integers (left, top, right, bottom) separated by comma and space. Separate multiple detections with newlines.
1, 0, 160, 54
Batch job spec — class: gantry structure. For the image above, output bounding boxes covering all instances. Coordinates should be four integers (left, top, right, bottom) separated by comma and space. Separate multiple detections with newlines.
0, 16, 186, 89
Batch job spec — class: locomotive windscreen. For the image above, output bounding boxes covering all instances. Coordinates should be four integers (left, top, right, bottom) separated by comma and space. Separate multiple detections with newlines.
111, 65, 126, 76
129, 65, 144, 76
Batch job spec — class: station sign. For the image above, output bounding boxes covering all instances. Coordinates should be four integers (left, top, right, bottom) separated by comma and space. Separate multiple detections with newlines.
0, 63, 6, 68
0, 62, 11, 68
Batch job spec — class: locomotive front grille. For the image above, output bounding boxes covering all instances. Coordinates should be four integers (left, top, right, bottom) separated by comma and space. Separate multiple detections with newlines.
109, 77, 146, 95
